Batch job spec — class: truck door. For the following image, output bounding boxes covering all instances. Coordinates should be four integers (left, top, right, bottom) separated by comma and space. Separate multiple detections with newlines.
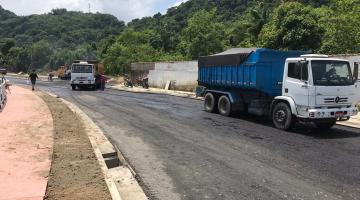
283, 62, 309, 113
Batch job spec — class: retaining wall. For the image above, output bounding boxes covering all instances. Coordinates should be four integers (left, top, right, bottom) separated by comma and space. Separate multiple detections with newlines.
331, 54, 360, 79
131, 61, 198, 91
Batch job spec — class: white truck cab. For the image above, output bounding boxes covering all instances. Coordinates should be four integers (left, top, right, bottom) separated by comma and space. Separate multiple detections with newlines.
70, 61, 96, 90
275, 54, 359, 129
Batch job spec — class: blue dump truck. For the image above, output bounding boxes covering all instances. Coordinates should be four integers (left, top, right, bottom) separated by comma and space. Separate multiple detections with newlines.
198, 48, 359, 130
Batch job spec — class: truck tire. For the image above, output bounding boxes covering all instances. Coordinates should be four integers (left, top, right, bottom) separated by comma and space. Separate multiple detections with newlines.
218, 95, 231, 116
204, 93, 217, 113
272, 102, 294, 131
72, 85, 76, 90
315, 121, 336, 129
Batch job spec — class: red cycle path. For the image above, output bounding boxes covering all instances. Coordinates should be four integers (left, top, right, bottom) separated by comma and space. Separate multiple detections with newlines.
0, 86, 53, 200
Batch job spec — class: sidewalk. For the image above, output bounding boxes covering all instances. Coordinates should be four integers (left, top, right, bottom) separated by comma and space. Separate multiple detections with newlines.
338, 113, 360, 129
0, 86, 53, 200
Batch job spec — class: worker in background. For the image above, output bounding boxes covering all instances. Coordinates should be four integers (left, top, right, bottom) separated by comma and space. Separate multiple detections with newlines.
48, 72, 54, 82
29, 70, 38, 91
100, 75, 107, 91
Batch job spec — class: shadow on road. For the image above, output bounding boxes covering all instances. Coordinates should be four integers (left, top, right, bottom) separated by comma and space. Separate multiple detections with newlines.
291, 125, 360, 139
227, 112, 360, 139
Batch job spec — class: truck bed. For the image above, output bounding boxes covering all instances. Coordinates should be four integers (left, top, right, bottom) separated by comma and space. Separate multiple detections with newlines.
198, 48, 305, 97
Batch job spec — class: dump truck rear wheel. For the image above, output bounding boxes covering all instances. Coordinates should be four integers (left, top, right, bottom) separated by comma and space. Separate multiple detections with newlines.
218, 95, 231, 116
204, 93, 217, 113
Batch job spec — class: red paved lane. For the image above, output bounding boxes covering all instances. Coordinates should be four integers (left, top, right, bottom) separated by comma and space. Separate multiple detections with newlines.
0, 86, 53, 200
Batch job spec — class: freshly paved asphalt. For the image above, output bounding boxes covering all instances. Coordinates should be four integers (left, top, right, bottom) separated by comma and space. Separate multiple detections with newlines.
8, 77, 360, 200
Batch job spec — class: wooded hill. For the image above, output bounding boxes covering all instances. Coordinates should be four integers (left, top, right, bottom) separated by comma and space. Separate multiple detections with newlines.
101, 0, 359, 74
0, 0, 359, 75
0, 6, 125, 72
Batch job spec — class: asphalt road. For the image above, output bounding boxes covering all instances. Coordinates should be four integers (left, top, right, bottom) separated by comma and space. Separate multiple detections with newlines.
8, 77, 360, 200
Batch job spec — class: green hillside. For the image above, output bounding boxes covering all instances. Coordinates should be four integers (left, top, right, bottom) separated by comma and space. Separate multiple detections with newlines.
102, 0, 358, 74
0, 6, 125, 72
0, 0, 359, 75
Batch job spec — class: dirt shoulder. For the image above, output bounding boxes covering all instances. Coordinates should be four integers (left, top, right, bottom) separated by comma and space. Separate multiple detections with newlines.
38, 92, 111, 200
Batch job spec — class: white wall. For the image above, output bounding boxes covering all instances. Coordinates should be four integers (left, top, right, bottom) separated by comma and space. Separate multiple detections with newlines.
148, 61, 198, 88
331, 55, 360, 78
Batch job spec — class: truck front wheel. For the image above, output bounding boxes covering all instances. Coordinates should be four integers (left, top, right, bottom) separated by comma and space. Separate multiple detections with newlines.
218, 95, 231, 116
272, 102, 294, 131
204, 93, 217, 113
71, 85, 76, 90
314, 121, 336, 129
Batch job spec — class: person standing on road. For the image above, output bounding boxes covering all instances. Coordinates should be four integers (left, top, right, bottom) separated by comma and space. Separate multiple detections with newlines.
100, 75, 107, 91
29, 70, 38, 91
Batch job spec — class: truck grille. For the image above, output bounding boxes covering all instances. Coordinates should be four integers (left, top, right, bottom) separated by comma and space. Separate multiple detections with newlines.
76, 77, 88, 80
324, 97, 348, 103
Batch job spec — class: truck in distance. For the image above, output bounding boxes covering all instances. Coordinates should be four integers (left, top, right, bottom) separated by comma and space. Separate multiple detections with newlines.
198, 48, 359, 130
70, 60, 104, 90
57, 65, 71, 80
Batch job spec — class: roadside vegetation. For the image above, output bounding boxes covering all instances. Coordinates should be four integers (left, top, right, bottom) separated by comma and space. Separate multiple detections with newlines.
0, 0, 359, 75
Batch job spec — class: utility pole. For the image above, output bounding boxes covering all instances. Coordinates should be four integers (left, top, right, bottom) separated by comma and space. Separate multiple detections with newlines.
88, 3, 91, 13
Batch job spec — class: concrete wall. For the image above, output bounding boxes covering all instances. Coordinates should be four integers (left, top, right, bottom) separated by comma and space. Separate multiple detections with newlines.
331, 54, 360, 78
148, 61, 198, 89
131, 61, 198, 90
130, 63, 155, 83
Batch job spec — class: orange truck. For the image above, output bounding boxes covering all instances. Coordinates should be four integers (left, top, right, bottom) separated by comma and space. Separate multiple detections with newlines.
57, 65, 71, 80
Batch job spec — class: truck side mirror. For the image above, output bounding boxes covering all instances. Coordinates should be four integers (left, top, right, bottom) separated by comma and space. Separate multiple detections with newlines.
354, 63, 359, 81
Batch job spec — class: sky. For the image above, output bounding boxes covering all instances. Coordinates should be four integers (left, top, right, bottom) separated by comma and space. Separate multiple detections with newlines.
0, 0, 189, 22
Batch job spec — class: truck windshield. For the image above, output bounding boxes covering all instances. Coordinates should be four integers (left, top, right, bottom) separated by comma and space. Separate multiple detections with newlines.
72, 64, 93, 73
311, 60, 353, 86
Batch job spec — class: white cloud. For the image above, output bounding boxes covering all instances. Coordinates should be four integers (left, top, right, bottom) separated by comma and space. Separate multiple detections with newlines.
0, 0, 170, 22
172, 0, 189, 7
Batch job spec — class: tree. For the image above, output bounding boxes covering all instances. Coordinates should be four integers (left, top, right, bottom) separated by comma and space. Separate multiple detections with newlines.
31, 40, 52, 69
0, 38, 16, 67
102, 29, 158, 75
318, 0, 360, 54
247, 3, 269, 44
182, 9, 225, 59
259, 2, 324, 51
226, 20, 251, 47
0, 7, 125, 71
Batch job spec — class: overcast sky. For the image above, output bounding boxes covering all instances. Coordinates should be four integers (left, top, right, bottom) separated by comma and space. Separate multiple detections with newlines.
0, 0, 189, 22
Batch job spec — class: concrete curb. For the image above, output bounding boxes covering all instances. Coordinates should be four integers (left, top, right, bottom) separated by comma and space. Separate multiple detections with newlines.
45, 92, 148, 200
337, 122, 360, 129
109, 85, 204, 101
